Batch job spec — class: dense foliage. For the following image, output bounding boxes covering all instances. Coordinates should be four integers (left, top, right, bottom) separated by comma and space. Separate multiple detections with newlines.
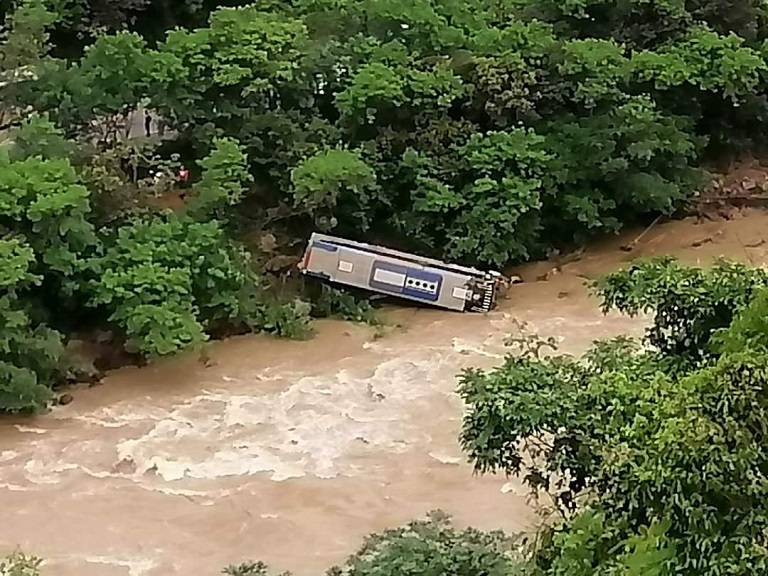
11, 0, 768, 268
7, 0, 768, 572
222, 512, 525, 576
459, 257, 768, 574
0, 0, 767, 416
0, 551, 42, 576
0, 111, 311, 412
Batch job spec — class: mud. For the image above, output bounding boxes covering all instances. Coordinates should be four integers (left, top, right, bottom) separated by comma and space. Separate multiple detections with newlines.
4, 209, 768, 576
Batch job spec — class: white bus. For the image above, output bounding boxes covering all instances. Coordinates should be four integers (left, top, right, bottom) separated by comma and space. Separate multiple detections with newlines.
298, 232, 507, 312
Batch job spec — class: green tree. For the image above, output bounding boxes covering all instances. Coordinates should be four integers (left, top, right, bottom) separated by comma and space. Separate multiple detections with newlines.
290, 147, 378, 233
0, 150, 97, 295
327, 512, 526, 576
0, 0, 56, 75
0, 550, 43, 576
594, 257, 768, 363
0, 238, 63, 413
0, 0, 57, 127
88, 215, 262, 357
460, 259, 768, 575
222, 512, 528, 576
149, 6, 308, 133
26, 31, 155, 139
542, 97, 704, 243
443, 128, 551, 265
188, 137, 254, 222
7, 113, 74, 160
631, 26, 768, 150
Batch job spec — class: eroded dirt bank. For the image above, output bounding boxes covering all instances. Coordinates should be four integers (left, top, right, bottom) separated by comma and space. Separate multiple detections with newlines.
2, 210, 768, 576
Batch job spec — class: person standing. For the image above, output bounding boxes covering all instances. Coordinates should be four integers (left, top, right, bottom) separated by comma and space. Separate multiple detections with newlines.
144, 111, 152, 137
178, 165, 190, 188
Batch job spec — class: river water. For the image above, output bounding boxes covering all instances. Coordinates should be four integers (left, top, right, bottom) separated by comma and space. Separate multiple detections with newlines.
2, 210, 767, 576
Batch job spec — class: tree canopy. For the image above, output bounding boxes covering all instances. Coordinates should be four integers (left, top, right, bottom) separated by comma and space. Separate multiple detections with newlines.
0, 0, 766, 415
6, 0, 768, 573
457, 257, 768, 574
11, 0, 767, 269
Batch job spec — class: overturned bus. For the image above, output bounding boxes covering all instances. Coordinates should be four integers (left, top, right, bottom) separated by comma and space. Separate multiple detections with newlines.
298, 232, 507, 312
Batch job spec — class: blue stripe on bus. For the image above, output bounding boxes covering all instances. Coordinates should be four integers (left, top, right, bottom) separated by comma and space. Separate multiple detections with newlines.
311, 241, 339, 252
305, 270, 331, 280
402, 268, 441, 303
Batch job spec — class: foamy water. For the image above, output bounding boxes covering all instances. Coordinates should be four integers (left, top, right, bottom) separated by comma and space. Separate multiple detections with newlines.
2, 211, 768, 576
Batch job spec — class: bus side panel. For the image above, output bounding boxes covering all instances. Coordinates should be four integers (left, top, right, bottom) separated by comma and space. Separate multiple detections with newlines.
367, 259, 468, 310
433, 270, 474, 312
304, 241, 339, 280
335, 246, 377, 288
308, 242, 378, 291
370, 259, 469, 311
304, 239, 471, 312
369, 260, 408, 296
401, 267, 442, 303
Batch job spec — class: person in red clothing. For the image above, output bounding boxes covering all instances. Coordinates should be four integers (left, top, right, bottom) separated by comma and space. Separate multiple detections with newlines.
177, 165, 191, 199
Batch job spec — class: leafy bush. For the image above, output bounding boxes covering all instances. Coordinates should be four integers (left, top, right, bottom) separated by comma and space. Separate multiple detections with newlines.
89, 214, 283, 357
327, 511, 525, 576
256, 297, 313, 339
78, 132, 314, 358
594, 257, 768, 363
460, 259, 768, 574
0, 238, 63, 412
713, 287, 768, 354
290, 148, 378, 233
0, 151, 97, 280
222, 512, 527, 576
310, 284, 379, 325
223, 561, 288, 576
22, 0, 768, 267
188, 137, 254, 221
0, 551, 42, 576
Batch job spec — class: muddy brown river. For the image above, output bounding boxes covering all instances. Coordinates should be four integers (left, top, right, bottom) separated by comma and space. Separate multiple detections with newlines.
2, 211, 768, 576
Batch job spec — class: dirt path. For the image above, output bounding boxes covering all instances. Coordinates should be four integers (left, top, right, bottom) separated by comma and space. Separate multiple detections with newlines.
2, 210, 768, 576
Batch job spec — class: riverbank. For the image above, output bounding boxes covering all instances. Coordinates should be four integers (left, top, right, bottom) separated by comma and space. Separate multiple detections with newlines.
3, 209, 768, 576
